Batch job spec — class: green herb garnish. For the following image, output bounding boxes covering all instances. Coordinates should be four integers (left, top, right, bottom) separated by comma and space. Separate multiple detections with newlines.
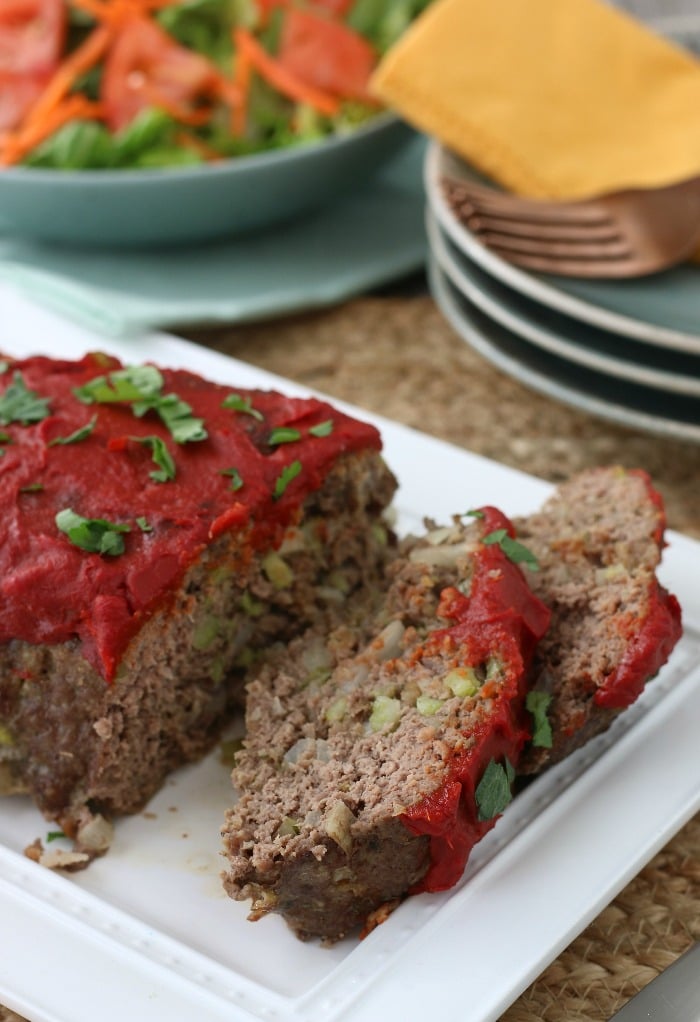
0, 360, 9, 374
74, 365, 206, 444
0, 372, 51, 425
48, 414, 97, 447
221, 393, 264, 421
526, 690, 553, 749
144, 392, 206, 444
309, 419, 334, 438
220, 467, 243, 491
482, 528, 539, 571
132, 435, 176, 482
56, 508, 131, 556
273, 460, 302, 500
268, 427, 301, 446
46, 830, 67, 843
19, 483, 44, 493
74, 364, 162, 404
136, 516, 153, 532
475, 757, 515, 821
464, 508, 485, 519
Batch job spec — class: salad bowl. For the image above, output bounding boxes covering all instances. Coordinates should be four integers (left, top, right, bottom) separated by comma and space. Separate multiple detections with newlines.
0, 111, 412, 248
0, 0, 425, 248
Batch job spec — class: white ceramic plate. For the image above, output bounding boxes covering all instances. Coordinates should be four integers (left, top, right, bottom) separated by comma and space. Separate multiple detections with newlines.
1, 287, 700, 1022
425, 141, 700, 355
429, 255, 700, 444
427, 210, 700, 398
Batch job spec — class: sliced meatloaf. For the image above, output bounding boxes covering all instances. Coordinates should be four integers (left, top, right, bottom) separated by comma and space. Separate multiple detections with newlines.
516, 466, 682, 774
222, 508, 551, 942
0, 353, 397, 863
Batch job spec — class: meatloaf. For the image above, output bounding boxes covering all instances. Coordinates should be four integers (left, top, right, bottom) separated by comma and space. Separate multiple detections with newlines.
222, 508, 551, 942
516, 466, 682, 773
0, 353, 397, 864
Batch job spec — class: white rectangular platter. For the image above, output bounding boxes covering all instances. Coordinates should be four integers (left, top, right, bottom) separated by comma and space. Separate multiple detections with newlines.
1, 285, 699, 1022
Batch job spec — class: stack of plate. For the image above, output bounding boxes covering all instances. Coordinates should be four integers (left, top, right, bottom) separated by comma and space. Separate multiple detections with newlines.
424, 140, 700, 444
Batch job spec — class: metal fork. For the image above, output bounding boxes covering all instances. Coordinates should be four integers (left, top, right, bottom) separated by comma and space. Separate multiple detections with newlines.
442, 174, 700, 278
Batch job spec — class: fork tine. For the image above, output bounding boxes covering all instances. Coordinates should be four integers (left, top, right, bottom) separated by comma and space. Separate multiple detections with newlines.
481, 243, 641, 278
443, 179, 613, 226
467, 213, 623, 243
478, 230, 632, 260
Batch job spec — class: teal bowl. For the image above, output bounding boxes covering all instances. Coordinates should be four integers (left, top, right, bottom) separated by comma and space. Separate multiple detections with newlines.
0, 113, 412, 248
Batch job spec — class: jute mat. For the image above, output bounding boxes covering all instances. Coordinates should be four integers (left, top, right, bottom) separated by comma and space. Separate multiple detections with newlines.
4, 295, 698, 1021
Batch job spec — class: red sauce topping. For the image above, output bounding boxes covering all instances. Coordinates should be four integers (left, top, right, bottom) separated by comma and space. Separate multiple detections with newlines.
400, 507, 551, 893
0, 354, 382, 681
594, 468, 682, 709
595, 584, 682, 710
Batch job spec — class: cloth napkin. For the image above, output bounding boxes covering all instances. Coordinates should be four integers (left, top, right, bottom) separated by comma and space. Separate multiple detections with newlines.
371, 0, 700, 255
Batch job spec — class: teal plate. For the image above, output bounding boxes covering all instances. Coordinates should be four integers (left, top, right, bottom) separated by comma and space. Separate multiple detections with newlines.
426, 140, 700, 354
0, 135, 426, 337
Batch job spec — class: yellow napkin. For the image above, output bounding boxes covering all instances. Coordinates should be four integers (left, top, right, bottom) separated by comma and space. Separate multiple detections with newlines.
371, 0, 700, 208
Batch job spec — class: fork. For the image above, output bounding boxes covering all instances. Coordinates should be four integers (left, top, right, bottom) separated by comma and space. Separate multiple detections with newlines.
442, 173, 700, 278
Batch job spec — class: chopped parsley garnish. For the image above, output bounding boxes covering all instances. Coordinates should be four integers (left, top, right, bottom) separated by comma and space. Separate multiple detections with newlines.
48, 414, 97, 447
46, 830, 67, 843
74, 364, 162, 404
56, 508, 131, 556
136, 517, 153, 532
220, 466, 244, 491
221, 393, 264, 421
0, 360, 9, 374
74, 365, 207, 444
482, 528, 539, 571
464, 508, 485, 519
475, 758, 516, 821
148, 392, 206, 444
273, 459, 302, 500
268, 427, 301, 446
309, 419, 334, 438
19, 483, 44, 493
0, 372, 51, 425
132, 435, 176, 482
526, 690, 553, 749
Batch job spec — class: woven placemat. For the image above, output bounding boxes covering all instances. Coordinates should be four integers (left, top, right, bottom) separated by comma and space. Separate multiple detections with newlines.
3, 295, 697, 1022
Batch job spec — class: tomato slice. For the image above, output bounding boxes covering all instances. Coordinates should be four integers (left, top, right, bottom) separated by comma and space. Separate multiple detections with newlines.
0, 71, 47, 133
277, 9, 376, 102
101, 17, 220, 132
0, 0, 65, 77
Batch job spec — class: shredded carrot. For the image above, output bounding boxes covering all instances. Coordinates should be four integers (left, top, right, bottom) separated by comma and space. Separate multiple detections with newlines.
69, 0, 181, 21
22, 24, 112, 128
0, 98, 104, 167
230, 45, 251, 136
68, 0, 115, 20
141, 84, 214, 127
234, 28, 340, 118
175, 130, 224, 162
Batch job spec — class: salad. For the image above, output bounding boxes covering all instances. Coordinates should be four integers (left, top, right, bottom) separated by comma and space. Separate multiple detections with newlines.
0, 0, 430, 170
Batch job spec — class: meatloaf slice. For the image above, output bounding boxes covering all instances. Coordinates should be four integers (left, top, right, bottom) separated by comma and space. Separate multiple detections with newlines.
516, 466, 682, 774
222, 508, 550, 942
0, 353, 397, 863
